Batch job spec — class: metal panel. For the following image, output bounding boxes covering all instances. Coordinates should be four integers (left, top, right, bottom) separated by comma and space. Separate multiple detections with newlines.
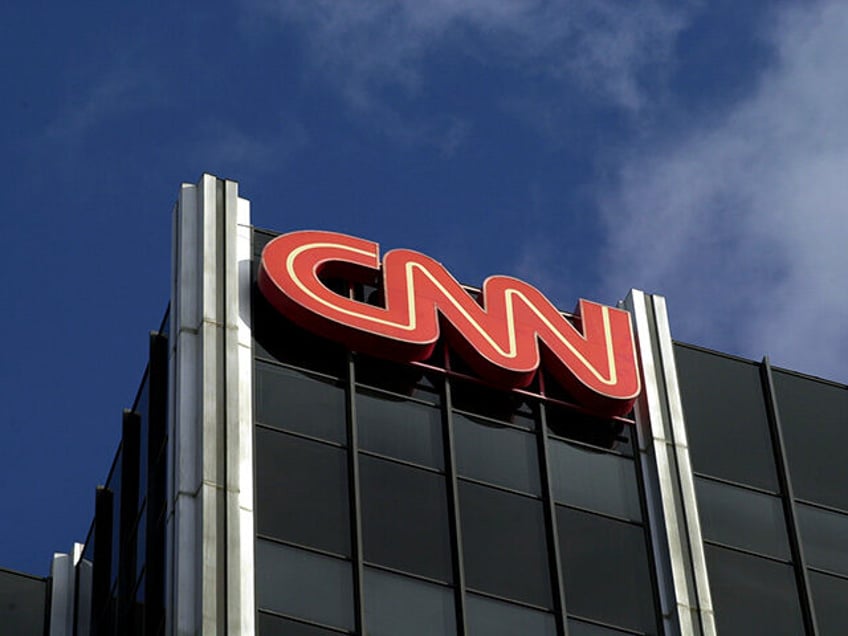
625, 291, 694, 635
49, 552, 72, 636
652, 295, 716, 636
168, 175, 254, 635
625, 290, 717, 636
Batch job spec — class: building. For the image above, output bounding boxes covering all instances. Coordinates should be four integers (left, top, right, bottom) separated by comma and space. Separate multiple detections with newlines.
2, 174, 846, 635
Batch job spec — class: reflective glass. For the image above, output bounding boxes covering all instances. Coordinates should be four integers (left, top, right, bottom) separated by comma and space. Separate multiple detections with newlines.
0, 570, 47, 636
258, 611, 340, 635
135, 375, 150, 503
108, 451, 123, 589
359, 455, 452, 581
255, 540, 354, 631
810, 570, 848, 636
252, 288, 347, 377
256, 428, 350, 556
465, 593, 556, 636
674, 345, 778, 490
546, 403, 632, 454
452, 380, 536, 429
773, 371, 848, 510
356, 354, 441, 404
797, 503, 848, 576
695, 477, 789, 559
364, 568, 457, 636
548, 439, 641, 521
454, 413, 541, 495
705, 544, 804, 635
556, 507, 657, 633
460, 481, 552, 607
567, 618, 633, 635
357, 390, 443, 469
255, 362, 347, 444
135, 504, 147, 582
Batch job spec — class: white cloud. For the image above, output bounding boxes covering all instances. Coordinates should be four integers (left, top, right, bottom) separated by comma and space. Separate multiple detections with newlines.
601, 0, 848, 381
251, 0, 693, 114
189, 117, 309, 177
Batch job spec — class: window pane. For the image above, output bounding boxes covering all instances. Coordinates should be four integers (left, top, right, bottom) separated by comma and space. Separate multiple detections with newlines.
257, 611, 341, 635
357, 390, 443, 469
773, 371, 848, 510
465, 593, 556, 636
567, 618, 634, 635
252, 287, 347, 377
356, 354, 441, 404
556, 507, 657, 634
674, 345, 778, 490
360, 455, 453, 581
364, 568, 456, 636
454, 413, 540, 495
460, 481, 552, 607
548, 439, 641, 521
545, 404, 633, 454
704, 544, 804, 635
0, 570, 47, 636
255, 540, 354, 631
797, 503, 848, 576
255, 362, 347, 444
451, 380, 536, 430
696, 477, 789, 559
810, 570, 848, 636
256, 428, 350, 556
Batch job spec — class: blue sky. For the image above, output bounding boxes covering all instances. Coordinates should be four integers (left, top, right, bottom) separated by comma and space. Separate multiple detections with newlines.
2, 1, 846, 576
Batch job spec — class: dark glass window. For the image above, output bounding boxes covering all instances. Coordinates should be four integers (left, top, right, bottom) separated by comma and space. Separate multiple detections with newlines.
809, 570, 848, 636
0, 569, 47, 636
257, 611, 341, 635
357, 390, 443, 469
454, 413, 541, 495
452, 380, 536, 430
255, 428, 350, 556
797, 503, 848, 576
674, 345, 779, 490
695, 477, 790, 559
363, 568, 457, 635
773, 371, 848, 510
567, 618, 633, 635
556, 506, 657, 633
252, 283, 347, 378
255, 539, 354, 631
465, 593, 556, 636
255, 362, 347, 444
355, 354, 441, 404
548, 439, 641, 521
546, 404, 632, 454
108, 451, 123, 590
705, 544, 804, 635
459, 481, 552, 607
359, 455, 453, 581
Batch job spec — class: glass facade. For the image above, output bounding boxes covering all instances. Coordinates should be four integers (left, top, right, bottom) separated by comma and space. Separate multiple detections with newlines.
252, 228, 661, 635
11, 214, 848, 635
676, 343, 848, 636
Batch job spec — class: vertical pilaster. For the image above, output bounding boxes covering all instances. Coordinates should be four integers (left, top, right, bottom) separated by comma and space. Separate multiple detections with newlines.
624, 290, 715, 636
48, 543, 85, 636
167, 175, 254, 635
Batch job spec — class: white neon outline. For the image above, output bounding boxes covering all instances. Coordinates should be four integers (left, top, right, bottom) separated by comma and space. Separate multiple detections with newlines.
279, 240, 627, 389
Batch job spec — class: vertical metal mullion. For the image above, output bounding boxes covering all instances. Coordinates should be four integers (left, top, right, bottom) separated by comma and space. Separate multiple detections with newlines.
92, 487, 114, 636
346, 352, 366, 635
443, 377, 469, 635
537, 403, 570, 636
117, 411, 141, 636
630, 421, 667, 635
760, 357, 819, 635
